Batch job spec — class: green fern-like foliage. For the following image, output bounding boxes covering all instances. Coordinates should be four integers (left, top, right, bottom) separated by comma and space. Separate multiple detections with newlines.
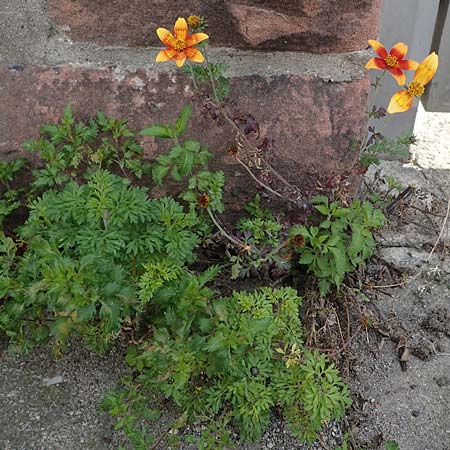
24, 106, 151, 190
0, 169, 205, 353
0, 158, 27, 227
118, 286, 350, 444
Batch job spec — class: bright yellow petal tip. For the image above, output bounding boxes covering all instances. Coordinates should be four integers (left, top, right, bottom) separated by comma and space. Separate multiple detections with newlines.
368, 40, 388, 58
174, 17, 188, 41
414, 52, 439, 86
156, 27, 175, 46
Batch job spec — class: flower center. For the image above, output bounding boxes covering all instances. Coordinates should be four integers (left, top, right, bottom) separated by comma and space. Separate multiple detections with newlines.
384, 54, 398, 68
173, 39, 187, 52
407, 81, 425, 97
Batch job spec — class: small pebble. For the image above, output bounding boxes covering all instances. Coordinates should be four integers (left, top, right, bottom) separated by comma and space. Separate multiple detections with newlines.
42, 375, 63, 386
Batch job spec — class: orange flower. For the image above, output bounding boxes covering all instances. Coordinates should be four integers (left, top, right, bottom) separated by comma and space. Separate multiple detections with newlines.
387, 52, 438, 114
156, 17, 208, 68
365, 40, 419, 86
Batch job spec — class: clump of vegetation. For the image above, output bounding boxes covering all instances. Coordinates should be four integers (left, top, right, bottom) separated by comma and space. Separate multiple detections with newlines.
2, 13, 436, 450
0, 105, 356, 447
102, 286, 350, 448
290, 196, 385, 295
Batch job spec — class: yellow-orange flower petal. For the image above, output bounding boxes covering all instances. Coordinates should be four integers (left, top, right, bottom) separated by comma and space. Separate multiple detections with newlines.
365, 57, 386, 70
390, 42, 408, 60
368, 40, 388, 59
156, 18, 207, 67
413, 52, 439, 86
387, 90, 414, 114
156, 48, 177, 62
156, 27, 176, 47
175, 53, 187, 68
398, 59, 420, 71
185, 47, 204, 63
388, 67, 406, 86
174, 17, 188, 41
186, 32, 209, 47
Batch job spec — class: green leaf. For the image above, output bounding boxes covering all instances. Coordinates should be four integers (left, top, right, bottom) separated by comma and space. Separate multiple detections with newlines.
140, 125, 172, 138
299, 251, 314, 265
315, 205, 329, 215
310, 196, 329, 205
184, 140, 200, 153
288, 224, 308, 237
175, 105, 192, 136
152, 165, 170, 185
62, 105, 75, 126
329, 246, 348, 280
385, 441, 400, 450
177, 148, 195, 178
318, 279, 331, 296
348, 225, 363, 260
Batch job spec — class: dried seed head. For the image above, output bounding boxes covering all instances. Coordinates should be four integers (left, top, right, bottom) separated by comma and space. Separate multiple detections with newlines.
196, 193, 210, 208
291, 234, 306, 248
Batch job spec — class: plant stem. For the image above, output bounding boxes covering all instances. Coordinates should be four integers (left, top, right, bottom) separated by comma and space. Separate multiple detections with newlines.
353, 70, 387, 169
376, 115, 393, 136
235, 156, 284, 199
207, 98, 305, 204
187, 62, 199, 90
368, 70, 387, 115
171, 134, 180, 147
206, 208, 243, 247
200, 44, 219, 101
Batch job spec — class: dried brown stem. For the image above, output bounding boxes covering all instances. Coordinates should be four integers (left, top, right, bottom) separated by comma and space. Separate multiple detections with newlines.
429, 197, 450, 257
207, 208, 243, 248
235, 156, 284, 199
206, 98, 306, 206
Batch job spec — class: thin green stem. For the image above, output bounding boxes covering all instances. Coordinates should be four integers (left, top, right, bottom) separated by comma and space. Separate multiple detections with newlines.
368, 70, 387, 115
187, 62, 199, 90
170, 133, 180, 147
377, 115, 393, 136
352, 70, 388, 169
200, 44, 219, 101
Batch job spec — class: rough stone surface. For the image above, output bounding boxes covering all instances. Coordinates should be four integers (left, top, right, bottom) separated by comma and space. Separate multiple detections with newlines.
0, 64, 368, 204
47, 0, 381, 53
0, 341, 130, 450
350, 105, 450, 450
0, 0, 376, 213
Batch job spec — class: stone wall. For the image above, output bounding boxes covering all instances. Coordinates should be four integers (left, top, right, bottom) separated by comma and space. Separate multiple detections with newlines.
0, 0, 381, 205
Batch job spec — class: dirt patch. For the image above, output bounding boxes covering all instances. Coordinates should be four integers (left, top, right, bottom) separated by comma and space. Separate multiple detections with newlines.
0, 339, 130, 450
421, 306, 450, 336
